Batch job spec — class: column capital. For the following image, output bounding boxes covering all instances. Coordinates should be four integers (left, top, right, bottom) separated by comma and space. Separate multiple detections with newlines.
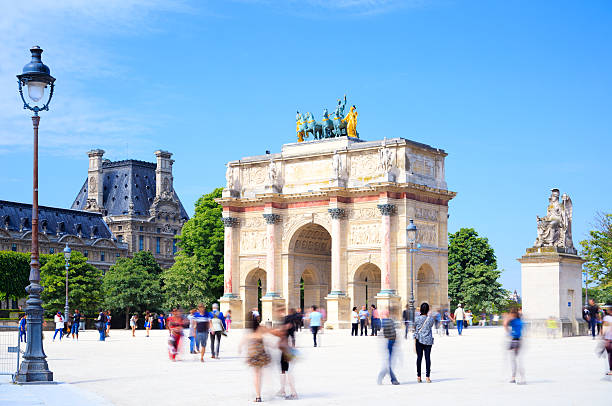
377, 204, 396, 216
328, 208, 345, 220
262, 213, 281, 224
222, 217, 240, 228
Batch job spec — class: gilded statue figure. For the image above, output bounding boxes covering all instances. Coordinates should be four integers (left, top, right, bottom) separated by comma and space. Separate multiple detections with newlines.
296, 111, 306, 142
534, 188, 574, 250
342, 105, 358, 138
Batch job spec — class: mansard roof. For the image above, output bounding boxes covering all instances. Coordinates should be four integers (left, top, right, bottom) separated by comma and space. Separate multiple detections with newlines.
0, 200, 115, 239
70, 159, 189, 219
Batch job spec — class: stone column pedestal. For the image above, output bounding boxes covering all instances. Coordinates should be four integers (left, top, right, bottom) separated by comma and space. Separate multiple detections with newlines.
375, 293, 402, 321
219, 295, 243, 328
325, 294, 351, 329
261, 295, 286, 327
519, 247, 587, 337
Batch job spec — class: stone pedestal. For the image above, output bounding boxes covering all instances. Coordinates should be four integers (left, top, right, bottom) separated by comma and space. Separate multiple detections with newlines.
375, 293, 402, 321
219, 295, 243, 328
519, 247, 587, 337
325, 294, 351, 329
260, 295, 285, 326
222, 188, 239, 198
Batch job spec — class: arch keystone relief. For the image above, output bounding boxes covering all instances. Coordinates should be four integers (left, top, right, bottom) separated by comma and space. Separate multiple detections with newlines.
218, 135, 455, 328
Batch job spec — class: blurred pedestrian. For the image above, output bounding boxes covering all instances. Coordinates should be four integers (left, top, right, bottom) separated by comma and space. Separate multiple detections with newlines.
402, 304, 410, 339
53, 311, 64, 341
602, 307, 612, 376
308, 305, 322, 347
96, 309, 106, 341
144, 311, 153, 337
105, 310, 112, 337
465, 310, 473, 327
71, 309, 81, 340
371, 304, 380, 336
284, 308, 298, 347
296, 308, 304, 331
194, 304, 211, 362
130, 313, 138, 337
167, 308, 186, 361
351, 306, 359, 336
377, 308, 399, 385
442, 309, 450, 336
359, 305, 369, 336
546, 316, 557, 338
158, 313, 165, 329
187, 309, 196, 353
210, 309, 225, 359
415, 302, 434, 383
240, 312, 272, 402
453, 304, 465, 335
504, 308, 525, 384
226, 309, 232, 331
586, 299, 600, 339
18, 314, 27, 343
273, 313, 298, 399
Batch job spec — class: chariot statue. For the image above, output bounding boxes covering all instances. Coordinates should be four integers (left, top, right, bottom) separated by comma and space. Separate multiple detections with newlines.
534, 188, 574, 251
295, 94, 359, 142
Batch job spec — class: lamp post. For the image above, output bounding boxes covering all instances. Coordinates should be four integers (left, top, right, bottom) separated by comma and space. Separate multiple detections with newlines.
406, 219, 420, 331
16, 46, 55, 383
63, 244, 71, 321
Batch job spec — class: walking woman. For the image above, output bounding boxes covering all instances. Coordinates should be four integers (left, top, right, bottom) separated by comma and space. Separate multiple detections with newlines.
371, 304, 380, 336
504, 308, 524, 384
226, 309, 232, 331
144, 311, 152, 337
130, 313, 138, 337
240, 312, 271, 402
601, 307, 612, 376
351, 307, 359, 336
105, 310, 112, 337
414, 302, 435, 383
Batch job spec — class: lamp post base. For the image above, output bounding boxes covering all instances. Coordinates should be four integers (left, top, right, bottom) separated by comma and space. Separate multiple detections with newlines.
15, 359, 53, 383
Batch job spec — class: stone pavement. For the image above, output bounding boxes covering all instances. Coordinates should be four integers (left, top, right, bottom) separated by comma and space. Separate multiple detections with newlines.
0, 326, 609, 405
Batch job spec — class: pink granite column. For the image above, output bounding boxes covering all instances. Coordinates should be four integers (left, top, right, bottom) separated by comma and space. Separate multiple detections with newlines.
222, 217, 239, 297
377, 204, 395, 294
328, 208, 345, 294
263, 213, 280, 296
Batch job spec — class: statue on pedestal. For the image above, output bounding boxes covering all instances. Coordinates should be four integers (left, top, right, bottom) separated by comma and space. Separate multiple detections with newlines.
342, 105, 359, 138
295, 95, 360, 141
378, 138, 394, 175
225, 164, 235, 190
534, 188, 574, 250
265, 159, 279, 192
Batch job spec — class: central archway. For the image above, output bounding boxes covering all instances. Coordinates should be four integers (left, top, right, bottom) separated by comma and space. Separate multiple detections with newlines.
350, 263, 381, 310
288, 223, 331, 311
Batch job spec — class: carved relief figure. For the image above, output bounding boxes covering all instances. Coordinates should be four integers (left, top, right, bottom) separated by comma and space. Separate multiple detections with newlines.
342, 105, 358, 138
225, 164, 234, 190
265, 160, 278, 188
332, 151, 343, 179
534, 188, 574, 250
378, 142, 394, 175
89, 177, 97, 193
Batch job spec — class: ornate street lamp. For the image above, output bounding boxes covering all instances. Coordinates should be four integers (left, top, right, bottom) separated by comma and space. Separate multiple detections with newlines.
406, 219, 420, 331
63, 244, 71, 322
16, 46, 55, 383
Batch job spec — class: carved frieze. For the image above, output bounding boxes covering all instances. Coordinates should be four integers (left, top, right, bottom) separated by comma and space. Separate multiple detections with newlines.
243, 216, 265, 229
347, 207, 380, 220
349, 152, 377, 179
242, 165, 266, 188
408, 153, 436, 178
349, 223, 381, 246
240, 230, 267, 252
415, 207, 438, 221
415, 222, 437, 246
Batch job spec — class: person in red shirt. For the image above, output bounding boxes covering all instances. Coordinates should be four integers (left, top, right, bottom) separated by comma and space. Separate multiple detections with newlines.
167, 309, 187, 361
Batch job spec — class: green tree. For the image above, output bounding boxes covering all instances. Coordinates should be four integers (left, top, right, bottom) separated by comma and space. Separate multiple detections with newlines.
171, 187, 224, 305
0, 251, 31, 307
461, 264, 510, 313
448, 228, 498, 307
162, 253, 217, 309
580, 212, 612, 303
102, 251, 163, 327
40, 251, 103, 317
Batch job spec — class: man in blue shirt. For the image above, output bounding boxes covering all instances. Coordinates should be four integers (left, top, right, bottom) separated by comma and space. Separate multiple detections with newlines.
193, 304, 211, 362
358, 306, 369, 336
308, 305, 322, 347
18, 314, 27, 343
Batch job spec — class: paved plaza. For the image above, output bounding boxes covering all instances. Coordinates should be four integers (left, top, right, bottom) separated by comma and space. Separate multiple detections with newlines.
1, 326, 610, 405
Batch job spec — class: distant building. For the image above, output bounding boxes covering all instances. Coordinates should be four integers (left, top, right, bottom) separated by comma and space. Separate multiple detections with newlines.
71, 150, 189, 268
0, 200, 129, 271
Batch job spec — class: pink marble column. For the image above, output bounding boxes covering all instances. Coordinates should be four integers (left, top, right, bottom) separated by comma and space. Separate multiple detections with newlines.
263, 213, 280, 296
377, 204, 395, 294
222, 216, 239, 297
328, 208, 345, 294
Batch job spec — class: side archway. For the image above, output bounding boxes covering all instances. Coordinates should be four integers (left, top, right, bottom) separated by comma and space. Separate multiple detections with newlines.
242, 268, 266, 324
416, 263, 438, 308
350, 263, 381, 310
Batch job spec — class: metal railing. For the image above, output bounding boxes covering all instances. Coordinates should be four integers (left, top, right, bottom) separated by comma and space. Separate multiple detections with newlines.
0, 326, 21, 381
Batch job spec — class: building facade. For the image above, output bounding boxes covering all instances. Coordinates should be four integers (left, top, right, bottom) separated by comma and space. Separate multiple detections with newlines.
218, 137, 455, 328
71, 150, 189, 268
0, 200, 129, 272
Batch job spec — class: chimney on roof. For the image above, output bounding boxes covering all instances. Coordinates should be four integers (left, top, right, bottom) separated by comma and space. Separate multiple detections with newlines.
154, 150, 174, 200
86, 149, 105, 211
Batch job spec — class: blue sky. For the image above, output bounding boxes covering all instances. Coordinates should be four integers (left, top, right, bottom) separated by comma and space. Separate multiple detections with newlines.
1, 0, 611, 292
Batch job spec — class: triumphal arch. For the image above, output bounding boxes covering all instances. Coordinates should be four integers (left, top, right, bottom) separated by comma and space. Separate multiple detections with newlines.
218, 135, 455, 328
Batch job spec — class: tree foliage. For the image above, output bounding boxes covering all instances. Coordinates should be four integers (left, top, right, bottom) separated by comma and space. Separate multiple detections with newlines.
171, 188, 224, 305
0, 251, 31, 305
40, 251, 103, 317
448, 228, 503, 309
102, 251, 163, 321
580, 213, 612, 303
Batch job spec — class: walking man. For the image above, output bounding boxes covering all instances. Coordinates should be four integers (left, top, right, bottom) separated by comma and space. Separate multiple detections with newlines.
194, 304, 211, 362
377, 308, 400, 385
96, 309, 107, 341
53, 311, 64, 341
18, 314, 27, 343
359, 305, 369, 336
586, 299, 600, 339
308, 305, 322, 347
454, 304, 465, 336
209, 303, 226, 359
71, 309, 81, 340
402, 305, 410, 339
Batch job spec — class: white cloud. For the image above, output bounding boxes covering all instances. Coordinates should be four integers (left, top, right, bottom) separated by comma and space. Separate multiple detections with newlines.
0, 0, 187, 157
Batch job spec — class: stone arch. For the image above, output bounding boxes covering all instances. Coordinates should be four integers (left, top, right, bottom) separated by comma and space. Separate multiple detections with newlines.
58, 235, 85, 246
92, 238, 117, 248
282, 217, 331, 252
287, 223, 331, 310
350, 263, 381, 310
242, 267, 267, 324
416, 263, 438, 308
